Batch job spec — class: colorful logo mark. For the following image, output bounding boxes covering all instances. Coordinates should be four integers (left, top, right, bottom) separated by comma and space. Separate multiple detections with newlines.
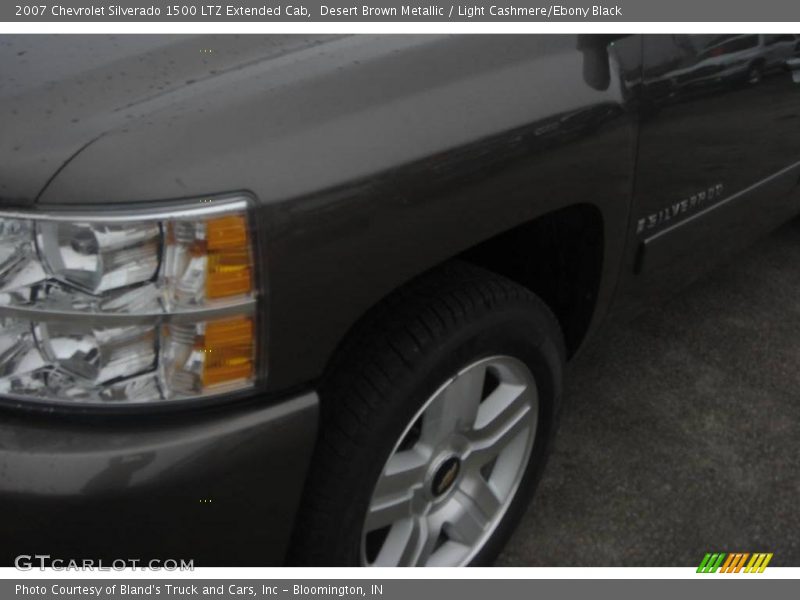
697, 553, 773, 573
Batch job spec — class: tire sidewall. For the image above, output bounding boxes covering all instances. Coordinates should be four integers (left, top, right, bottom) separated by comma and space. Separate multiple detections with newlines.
334, 302, 563, 566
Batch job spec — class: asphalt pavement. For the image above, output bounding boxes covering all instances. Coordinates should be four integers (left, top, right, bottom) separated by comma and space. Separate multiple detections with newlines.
497, 219, 800, 567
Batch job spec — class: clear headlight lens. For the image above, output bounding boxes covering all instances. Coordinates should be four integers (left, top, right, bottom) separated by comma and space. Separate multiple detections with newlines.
0, 198, 258, 407
36, 221, 162, 295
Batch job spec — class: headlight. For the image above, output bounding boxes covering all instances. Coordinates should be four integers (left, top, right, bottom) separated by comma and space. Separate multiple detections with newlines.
0, 197, 258, 407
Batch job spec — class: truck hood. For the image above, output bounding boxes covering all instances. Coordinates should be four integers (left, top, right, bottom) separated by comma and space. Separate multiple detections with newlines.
0, 34, 336, 206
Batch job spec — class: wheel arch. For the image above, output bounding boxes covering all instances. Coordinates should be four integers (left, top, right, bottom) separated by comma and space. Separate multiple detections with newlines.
320, 203, 605, 387
457, 203, 604, 357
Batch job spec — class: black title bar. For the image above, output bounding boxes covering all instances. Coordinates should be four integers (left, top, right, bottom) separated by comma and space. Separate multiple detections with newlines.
4, 0, 800, 22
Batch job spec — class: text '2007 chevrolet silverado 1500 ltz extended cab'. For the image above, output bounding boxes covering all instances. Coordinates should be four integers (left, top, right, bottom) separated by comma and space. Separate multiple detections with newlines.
1, 34, 799, 567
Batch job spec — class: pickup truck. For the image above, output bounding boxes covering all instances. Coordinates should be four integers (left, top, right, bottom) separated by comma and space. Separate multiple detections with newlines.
1, 34, 799, 567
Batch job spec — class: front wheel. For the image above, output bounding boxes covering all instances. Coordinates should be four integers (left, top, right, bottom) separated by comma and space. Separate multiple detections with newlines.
290, 262, 565, 566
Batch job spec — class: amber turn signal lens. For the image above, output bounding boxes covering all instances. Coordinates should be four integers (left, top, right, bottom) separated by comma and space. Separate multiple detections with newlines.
200, 316, 255, 387
205, 215, 253, 299
207, 215, 249, 250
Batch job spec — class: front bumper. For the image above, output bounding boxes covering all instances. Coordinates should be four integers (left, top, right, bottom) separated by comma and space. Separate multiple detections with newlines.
0, 392, 319, 566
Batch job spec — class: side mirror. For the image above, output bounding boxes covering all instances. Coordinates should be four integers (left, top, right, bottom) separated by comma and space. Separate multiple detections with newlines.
577, 34, 631, 91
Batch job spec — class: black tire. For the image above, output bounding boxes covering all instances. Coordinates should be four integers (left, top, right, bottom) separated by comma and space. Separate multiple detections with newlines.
289, 261, 566, 566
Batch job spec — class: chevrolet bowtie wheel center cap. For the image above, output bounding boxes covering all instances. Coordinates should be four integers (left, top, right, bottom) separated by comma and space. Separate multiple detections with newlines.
431, 456, 461, 497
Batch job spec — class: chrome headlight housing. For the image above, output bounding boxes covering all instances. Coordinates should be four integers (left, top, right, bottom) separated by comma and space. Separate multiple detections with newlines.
0, 197, 259, 407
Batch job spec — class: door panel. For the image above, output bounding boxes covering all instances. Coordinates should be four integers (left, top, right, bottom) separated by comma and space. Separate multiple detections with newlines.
613, 34, 800, 316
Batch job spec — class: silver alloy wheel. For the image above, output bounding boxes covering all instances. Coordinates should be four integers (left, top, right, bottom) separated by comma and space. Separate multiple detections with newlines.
360, 355, 539, 567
